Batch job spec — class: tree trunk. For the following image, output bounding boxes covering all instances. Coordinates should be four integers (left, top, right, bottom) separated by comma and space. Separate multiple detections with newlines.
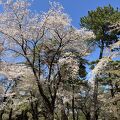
22, 110, 28, 120
85, 113, 91, 120
92, 40, 104, 120
66, 102, 70, 117
99, 40, 104, 59
72, 85, 75, 120
8, 108, 13, 120
31, 101, 38, 120
61, 109, 68, 120
0, 110, 4, 120
92, 78, 99, 120
76, 109, 79, 120
16, 110, 28, 120
60, 97, 68, 120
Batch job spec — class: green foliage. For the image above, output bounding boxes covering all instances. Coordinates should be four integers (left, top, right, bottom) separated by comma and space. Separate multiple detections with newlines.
89, 60, 99, 70
79, 58, 88, 78
80, 5, 120, 47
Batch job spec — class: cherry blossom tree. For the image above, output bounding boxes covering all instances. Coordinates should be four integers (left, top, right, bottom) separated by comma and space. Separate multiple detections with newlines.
0, 0, 95, 120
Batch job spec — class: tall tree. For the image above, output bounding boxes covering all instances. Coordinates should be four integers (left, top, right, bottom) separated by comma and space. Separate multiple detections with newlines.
81, 5, 120, 120
81, 5, 120, 59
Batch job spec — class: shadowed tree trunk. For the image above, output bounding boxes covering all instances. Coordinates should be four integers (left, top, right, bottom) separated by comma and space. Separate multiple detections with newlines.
72, 85, 75, 120
92, 39, 104, 120
16, 110, 28, 120
99, 40, 104, 59
0, 110, 4, 120
60, 97, 68, 120
8, 108, 13, 120
85, 112, 91, 120
31, 101, 39, 120
92, 78, 99, 120
76, 109, 79, 120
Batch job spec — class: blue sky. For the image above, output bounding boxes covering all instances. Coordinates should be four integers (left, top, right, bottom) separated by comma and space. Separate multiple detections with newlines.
2, 0, 120, 63
31, 0, 120, 27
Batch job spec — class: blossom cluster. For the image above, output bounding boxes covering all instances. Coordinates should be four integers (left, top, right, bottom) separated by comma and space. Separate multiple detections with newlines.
90, 57, 111, 84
